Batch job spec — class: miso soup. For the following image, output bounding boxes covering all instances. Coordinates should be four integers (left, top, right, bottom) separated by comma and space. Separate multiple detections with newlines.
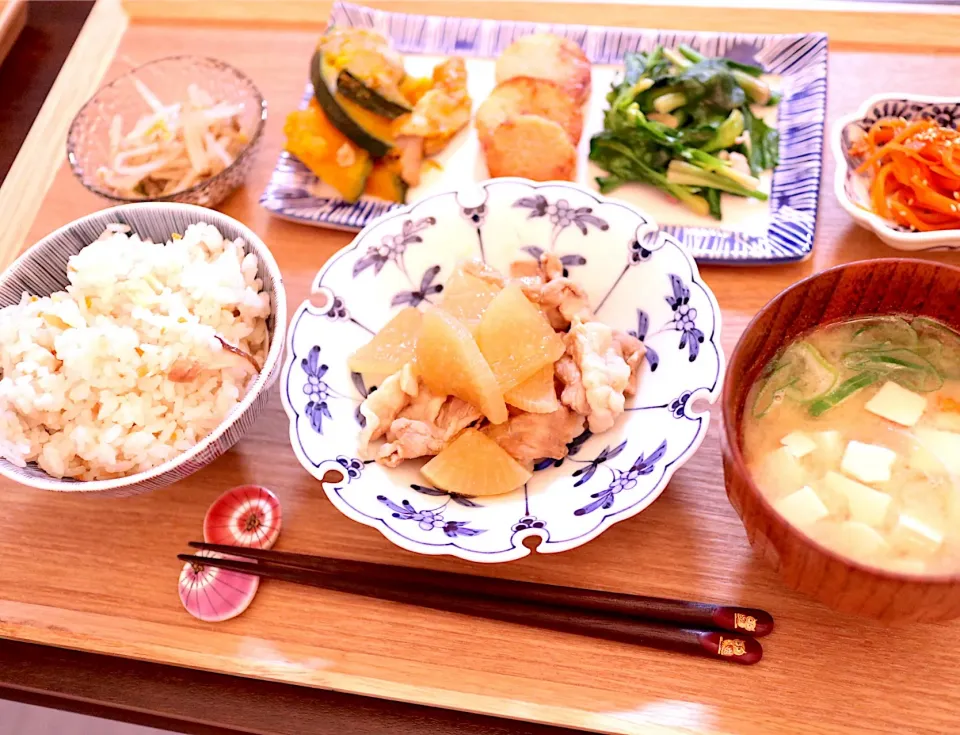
743, 315, 960, 576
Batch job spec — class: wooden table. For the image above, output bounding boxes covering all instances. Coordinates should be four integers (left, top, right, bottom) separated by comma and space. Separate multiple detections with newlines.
0, 1, 93, 183
0, 1, 27, 69
3, 2, 960, 733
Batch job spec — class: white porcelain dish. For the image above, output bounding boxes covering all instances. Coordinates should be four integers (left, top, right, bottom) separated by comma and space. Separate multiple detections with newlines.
280, 179, 724, 562
834, 93, 960, 251
261, 1, 829, 264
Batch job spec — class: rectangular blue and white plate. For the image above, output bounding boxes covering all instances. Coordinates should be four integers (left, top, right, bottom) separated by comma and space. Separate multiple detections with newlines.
260, 2, 827, 264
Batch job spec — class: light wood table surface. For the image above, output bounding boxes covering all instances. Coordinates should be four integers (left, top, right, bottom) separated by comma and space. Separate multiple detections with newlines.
3, 2, 960, 734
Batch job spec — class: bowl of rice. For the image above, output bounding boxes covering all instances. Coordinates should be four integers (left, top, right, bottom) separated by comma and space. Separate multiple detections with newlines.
0, 203, 286, 495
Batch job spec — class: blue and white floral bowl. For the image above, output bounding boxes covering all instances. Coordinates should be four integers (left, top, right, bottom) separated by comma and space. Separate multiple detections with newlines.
834, 94, 960, 251
280, 179, 724, 562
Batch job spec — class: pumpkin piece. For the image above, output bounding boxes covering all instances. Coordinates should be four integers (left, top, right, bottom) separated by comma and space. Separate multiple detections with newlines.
283, 100, 372, 202
337, 69, 412, 119
364, 159, 409, 203
316, 27, 407, 111
315, 27, 402, 75
311, 52, 395, 157
400, 74, 433, 105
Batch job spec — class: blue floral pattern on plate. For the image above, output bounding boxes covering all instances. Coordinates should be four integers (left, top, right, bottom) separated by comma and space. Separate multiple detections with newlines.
835, 95, 960, 250
260, 1, 828, 265
280, 179, 724, 563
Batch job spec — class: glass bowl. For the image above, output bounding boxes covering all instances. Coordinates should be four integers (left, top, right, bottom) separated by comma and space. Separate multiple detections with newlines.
66, 56, 267, 208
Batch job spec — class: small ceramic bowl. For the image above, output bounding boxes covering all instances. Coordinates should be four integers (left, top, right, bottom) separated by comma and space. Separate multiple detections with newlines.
834, 93, 960, 251
281, 178, 724, 563
721, 258, 960, 622
0, 203, 286, 496
67, 56, 267, 208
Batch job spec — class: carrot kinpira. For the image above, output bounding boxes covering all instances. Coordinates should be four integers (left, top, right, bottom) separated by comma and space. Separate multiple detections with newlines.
872, 162, 894, 218
849, 117, 960, 232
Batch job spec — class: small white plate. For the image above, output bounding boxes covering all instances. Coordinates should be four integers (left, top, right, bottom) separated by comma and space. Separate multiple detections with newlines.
834, 93, 960, 251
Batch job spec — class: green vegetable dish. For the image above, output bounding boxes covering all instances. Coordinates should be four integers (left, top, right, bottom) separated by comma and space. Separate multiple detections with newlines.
743, 315, 960, 577
589, 45, 780, 220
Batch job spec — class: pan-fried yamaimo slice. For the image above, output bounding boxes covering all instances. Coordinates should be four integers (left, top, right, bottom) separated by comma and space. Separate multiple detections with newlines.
495, 34, 591, 105
483, 114, 577, 182
475, 77, 584, 147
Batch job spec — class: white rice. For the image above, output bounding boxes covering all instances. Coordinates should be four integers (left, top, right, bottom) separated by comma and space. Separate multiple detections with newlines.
0, 223, 271, 481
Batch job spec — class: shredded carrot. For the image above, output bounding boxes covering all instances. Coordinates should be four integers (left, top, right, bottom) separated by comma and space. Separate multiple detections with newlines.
872, 162, 894, 218
849, 117, 960, 232
938, 396, 960, 413
939, 149, 960, 178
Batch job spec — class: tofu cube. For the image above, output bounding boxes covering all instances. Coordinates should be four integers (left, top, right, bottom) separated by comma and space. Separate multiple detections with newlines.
825, 471, 893, 527
899, 476, 948, 529
812, 430, 844, 467
750, 447, 807, 499
774, 486, 830, 528
780, 431, 817, 459
810, 476, 851, 517
930, 410, 960, 433
841, 440, 897, 484
909, 428, 960, 476
865, 381, 927, 427
889, 513, 943, 557
836, 521, 890, 562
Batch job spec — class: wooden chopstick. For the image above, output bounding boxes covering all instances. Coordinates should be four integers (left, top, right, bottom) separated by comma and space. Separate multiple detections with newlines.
179, 552, 764, 665
189, 541, 773, 637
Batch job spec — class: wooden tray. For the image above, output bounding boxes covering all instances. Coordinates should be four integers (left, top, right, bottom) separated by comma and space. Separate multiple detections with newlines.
3, 1, 960, 733
0, 0, 26, 69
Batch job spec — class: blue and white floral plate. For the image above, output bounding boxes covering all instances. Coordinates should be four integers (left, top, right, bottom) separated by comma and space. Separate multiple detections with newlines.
260, 2, 828, 264
280, 179, 723, 562
834, 93, 960, 251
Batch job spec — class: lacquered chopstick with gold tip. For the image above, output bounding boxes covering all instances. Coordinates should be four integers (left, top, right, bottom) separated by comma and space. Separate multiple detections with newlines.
179, 542, 769, 665
187, 541, 772, 635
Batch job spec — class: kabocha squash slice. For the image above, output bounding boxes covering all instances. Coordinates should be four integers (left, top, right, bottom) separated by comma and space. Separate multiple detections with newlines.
311, 52, 395, 158
283, 100, 373, 202
337, 69, 412, 119
364, 158, 409, 203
